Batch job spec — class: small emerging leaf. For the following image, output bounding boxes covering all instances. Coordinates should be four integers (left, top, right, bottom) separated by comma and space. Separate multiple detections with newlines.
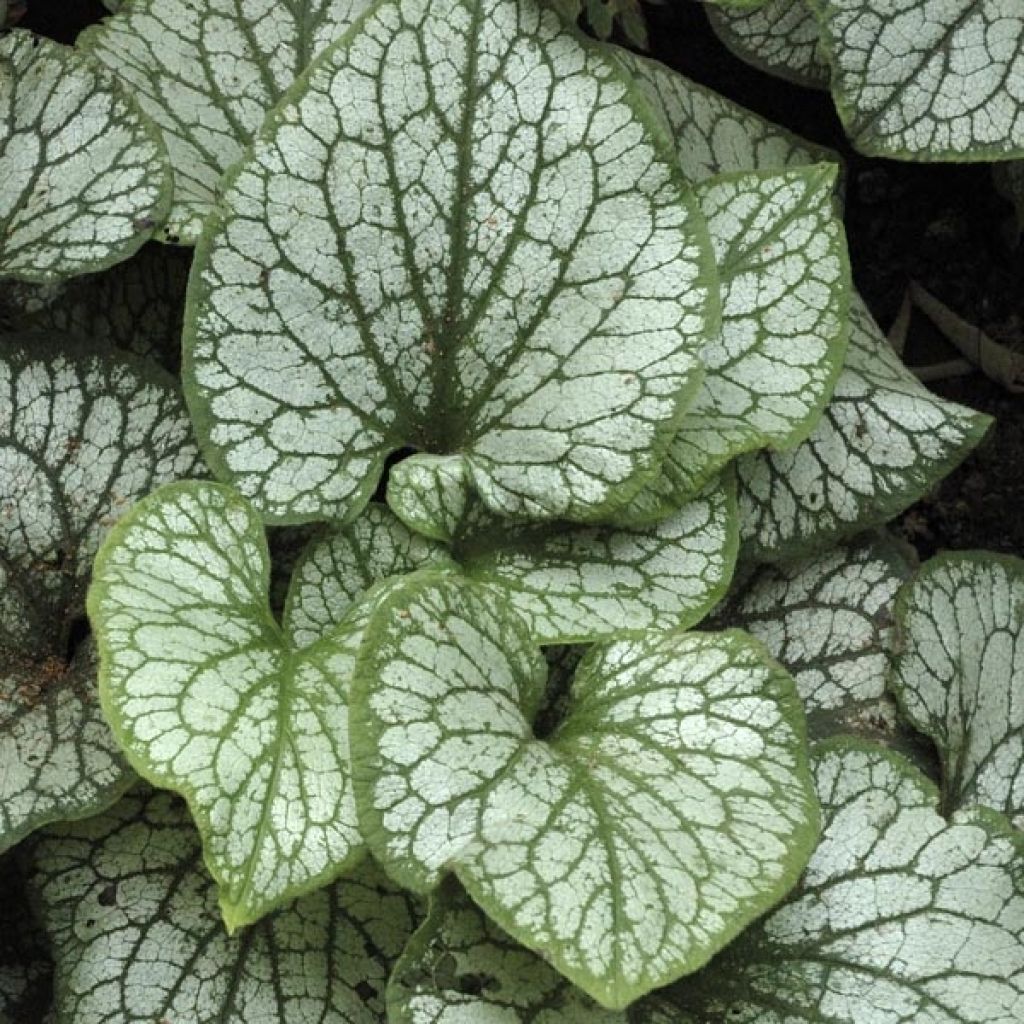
0, 31, 170, 282
387, 455, 473, 545
890, 551, 1024, 825
29, 786, 419, 1024
352, 573, 819, 1008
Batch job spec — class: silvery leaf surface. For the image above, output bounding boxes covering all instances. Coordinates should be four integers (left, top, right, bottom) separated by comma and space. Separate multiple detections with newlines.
890, 551, 1024, 826
183, 0, 717, 526
0, 31, 170, 282
80, 0, 376, 243
28, 786, 419, 1023
351, 572, 819, 1008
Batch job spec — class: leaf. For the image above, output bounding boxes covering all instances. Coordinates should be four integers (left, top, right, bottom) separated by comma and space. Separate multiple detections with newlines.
0, 31, 170, 283
616, 48, 837, 184
817, 0, 1024, 159
28, 786, 419, 1024
716, 532, 916, 740
459, 475, 738, 643
615, 165, 850, 522
0, 336, 200, 852
88, 481, 384, 929
890, 551, 1024, 826
4, 244, 191, 370
706, 0, 831, 90
387, 455, 473, 545
351, 572, 819, 1008
184, 0, 717, 526
79, 0, 376, 244
0, 854, 52, 1024
736, 292, 992, 562
284, 501, 457, 649
388, 878, 626, 1024
650, 739, 1024, 1023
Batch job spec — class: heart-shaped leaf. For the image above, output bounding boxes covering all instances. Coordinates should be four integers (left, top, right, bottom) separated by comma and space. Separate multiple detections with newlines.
818, 0, 1024, 159
890, 551, 1024, 826
718, 532, 915, 739
458, 475, 738, 643
388, 878, 625, 1024
706, 0, 831, 90
184, 0, 717, 526
80, 0, 375, 244
737, 292, 992, 562
88, 481, 449, 929
351, 572, 819, 1008
28, 786, 419, 1024
0, 336, 200, 853
0, 31, 170, 283
646, 739, 1024, 1023
387, 455, 473, 546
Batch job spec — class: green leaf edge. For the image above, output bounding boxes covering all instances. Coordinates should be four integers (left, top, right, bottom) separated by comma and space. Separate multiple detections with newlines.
1, 29, 174, 284
86, 479, 370, 932
180, 0, 722, 526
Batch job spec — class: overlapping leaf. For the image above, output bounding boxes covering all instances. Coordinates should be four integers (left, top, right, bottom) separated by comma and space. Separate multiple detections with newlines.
388, 879, 625, 1024
737, 293, 991, 561
817, 0, 1024, 159
387, 455, 473, 546
707, 0, 831, 89
0, 337, 200, 853
184, 0, 716, 526
89, 483, 358, 928
718, 532, 915, 738
458, 476, 738, 643
29, 786, 419, 1024
0, 31, 170, 282
890, 552, 1024, 826
80, 0, 376, 243
645, 740, 1024, 1023
351, 572, 819, 1008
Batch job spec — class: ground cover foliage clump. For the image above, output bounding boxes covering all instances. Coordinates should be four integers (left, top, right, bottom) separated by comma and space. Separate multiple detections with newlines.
1, 0, 1022, 1021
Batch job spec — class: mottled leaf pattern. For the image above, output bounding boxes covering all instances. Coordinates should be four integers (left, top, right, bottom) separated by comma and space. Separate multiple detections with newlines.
284, 502, 456, 649
460, 476, 738, 643
653, 740, 1024, 1023
29, 787, 419, 1024
818, 0, 1024, 158
387, 455, 473, 545
0, 337, 199, 851
618, 165, 849, 522
0, 31, 170, 282
351, 573, 819, 1008
718, 532, 915, 738
88, 482, 366, 929
80, 0, 375, 243
388, 879, 625, 1024
890, 552, 1024, 826
617, 48, 835, 184
737, 293, 991, 561
707, 0, 831, 90
184, 0, 715, 525
5, 244, 191, 369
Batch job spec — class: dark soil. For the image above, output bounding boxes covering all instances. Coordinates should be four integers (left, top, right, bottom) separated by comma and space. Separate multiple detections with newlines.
15, 0, 1024, 561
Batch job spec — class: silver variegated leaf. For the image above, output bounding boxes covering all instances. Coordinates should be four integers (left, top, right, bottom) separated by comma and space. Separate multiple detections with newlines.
459, 476, 738, 643
184, 0, 716, 526
646, 739, 1024, 1023
737, 293, 991, 562
387, 455, 473, 546
80, 0, 376, 243
0, 337, 200, 853
0, 31, 170, 282
351, 572, 818, 1008
88, 482, 369, 929
29, 787, 419, 1024
818, 0, 1024, 159
890, 551, 1024, 827
707, 0, 831, 90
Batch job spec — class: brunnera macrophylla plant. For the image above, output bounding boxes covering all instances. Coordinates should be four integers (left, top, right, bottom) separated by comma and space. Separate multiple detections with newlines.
0, 0, 1018, 1020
